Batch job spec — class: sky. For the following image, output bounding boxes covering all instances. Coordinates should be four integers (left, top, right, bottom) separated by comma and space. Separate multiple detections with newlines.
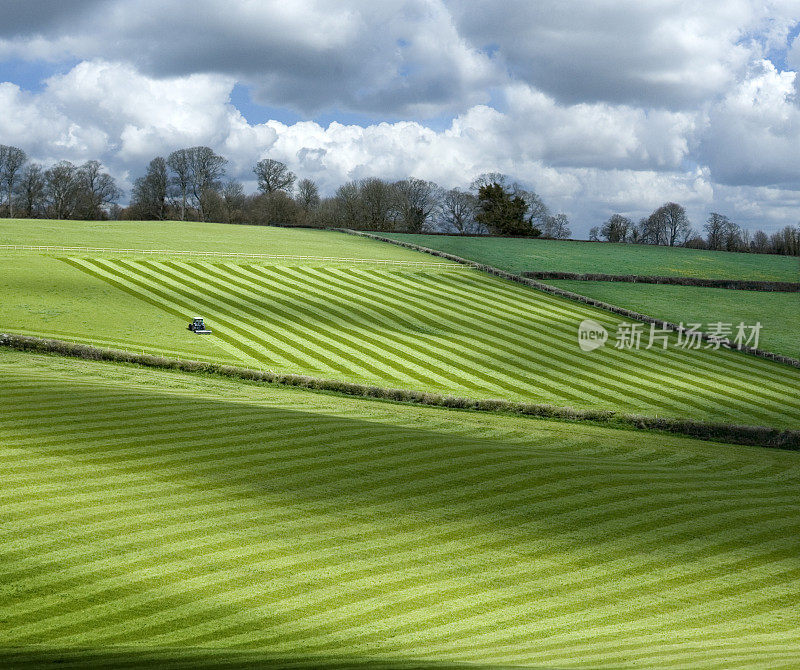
1, 0, 799, 237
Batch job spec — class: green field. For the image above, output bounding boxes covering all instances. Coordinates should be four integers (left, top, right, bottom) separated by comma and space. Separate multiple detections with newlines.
2, 220, 799, 427
382, 233, 799, 359
383, 234, 800, 281
0, 219, 437, 261
544, 280, 799, 359
2, 252, 797, 427
1, 255, 227, 360
2, 350, 799, 669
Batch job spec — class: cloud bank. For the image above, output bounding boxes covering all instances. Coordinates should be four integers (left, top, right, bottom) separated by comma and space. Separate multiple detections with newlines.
0, 0, 798, 235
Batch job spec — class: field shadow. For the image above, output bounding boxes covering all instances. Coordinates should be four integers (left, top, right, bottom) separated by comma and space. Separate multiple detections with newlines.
5, 374, 799, 663
8, 376, 797, 557
0, 647, 540, 670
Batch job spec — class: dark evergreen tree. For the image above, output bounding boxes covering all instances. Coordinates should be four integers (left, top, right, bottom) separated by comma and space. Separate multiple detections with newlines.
475, 182, 531, 236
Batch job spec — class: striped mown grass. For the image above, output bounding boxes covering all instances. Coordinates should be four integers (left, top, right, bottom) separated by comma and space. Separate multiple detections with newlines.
3, 332, 798, 449
1, 351, 799, 668
64, 257, 800, 428
0, 254, 229, 363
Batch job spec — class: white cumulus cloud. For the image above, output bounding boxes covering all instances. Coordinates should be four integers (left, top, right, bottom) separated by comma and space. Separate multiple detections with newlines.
0, 2, 798, 235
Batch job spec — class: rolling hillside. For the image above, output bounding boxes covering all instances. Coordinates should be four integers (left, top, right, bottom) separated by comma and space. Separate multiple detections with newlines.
2, 350, 799, 669
0, 219, 432, 260
543, 280, 799, 358
382, 234, 799, 281
2, 220, 799, 428
63, 256, 800, 427
380, 233, 799, 358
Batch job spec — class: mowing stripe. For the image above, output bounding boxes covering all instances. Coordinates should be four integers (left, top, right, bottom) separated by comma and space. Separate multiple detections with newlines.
64, 258, 800, 427
2, 357, 799, 668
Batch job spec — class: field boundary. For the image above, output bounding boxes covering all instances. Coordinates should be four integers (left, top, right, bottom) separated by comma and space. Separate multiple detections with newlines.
3, 332, 798, 449
522, 271, 800, 292
340, 229, 800, 368
0, 244, 467, 268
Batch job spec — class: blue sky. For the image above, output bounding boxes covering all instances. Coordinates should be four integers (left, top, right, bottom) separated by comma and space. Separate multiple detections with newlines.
1, 1, 799, 235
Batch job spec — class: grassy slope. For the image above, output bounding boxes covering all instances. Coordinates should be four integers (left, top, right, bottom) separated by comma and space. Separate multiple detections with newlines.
0, 219, 433, 261
383, 233, 800, 281
2, 350, 799, 669
0, 255, 229, 361
61, 256, 800, 428
3, 221, 799, 427
382, 234, 799, 358
545, 280, 799, 359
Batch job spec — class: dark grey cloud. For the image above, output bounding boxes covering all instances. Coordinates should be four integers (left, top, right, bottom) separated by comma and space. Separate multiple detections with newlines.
0, 0, 104, 36
447, 0, 760, 110
0, 0, 498, 117
1, 0, 794, 119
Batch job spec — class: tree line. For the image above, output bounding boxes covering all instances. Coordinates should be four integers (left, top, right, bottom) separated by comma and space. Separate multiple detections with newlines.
0, 143, 570, 238
127, 149, 573, 238
2, 142, 797, 254
588, 205, 799, 256
0, 145, 121, 220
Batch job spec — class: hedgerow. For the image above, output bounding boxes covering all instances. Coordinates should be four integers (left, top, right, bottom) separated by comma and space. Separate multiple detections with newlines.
338, 229, 800, 368
522, 271, 799, 292
2, 333, 797, 450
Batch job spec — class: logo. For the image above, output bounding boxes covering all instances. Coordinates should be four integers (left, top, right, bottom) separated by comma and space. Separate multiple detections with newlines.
577, 319, 608, 352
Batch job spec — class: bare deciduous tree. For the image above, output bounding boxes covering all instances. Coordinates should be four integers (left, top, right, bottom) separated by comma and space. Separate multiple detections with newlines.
769, 225, 800, 256
0, 144, 27, 217
600, 214, 633, 242
189, 146, 227, 221
15, 163, 45, 218
167, 149, 192, 220
77, 160, 121, 219
541, 212, 572, 239
704, 212, 730, 250
131, 157, 169, 220
751, 230, 770, 253
333, 181, 360, 227
45, 161, 80, 220
296, 178, 320, 211
470, 172, 511, 192
358, 178, 396, 231
222, 179, 245, 209
649, 202, 690, 247
439, 188, 479, 234
393, 178, 441, 232
245, 191, 302, 226
222, 180, 246, 223
513, 187, 550, 233
166, 147, 226, 221
333, 178, 397, 231
254, 158, 296, 194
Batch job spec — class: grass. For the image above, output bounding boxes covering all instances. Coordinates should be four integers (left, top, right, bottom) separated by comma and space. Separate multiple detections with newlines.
0, 255, 228, 361
2, 230, 798, 426
1, 350, 799, 669
0, 219, 436, 262
543, 280, 799, 359
383, 234, 800, 281
49, 255, 799, 428
7, 334, 797, 448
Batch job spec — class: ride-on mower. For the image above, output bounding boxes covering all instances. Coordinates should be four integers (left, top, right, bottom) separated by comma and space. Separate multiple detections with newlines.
188, 317, 212, 334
